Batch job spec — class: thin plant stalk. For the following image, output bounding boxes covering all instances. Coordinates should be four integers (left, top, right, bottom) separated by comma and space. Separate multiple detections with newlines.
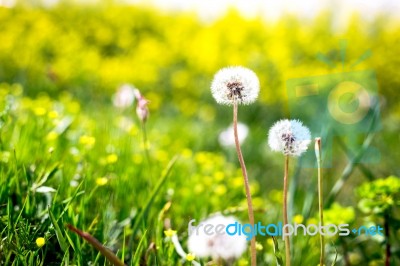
141, 122, 150, 165
233, 101, 256, 266
66, 224, 125, 266
384, 213, 390, 266
283, 155, 291, 266
315, 138, 324, 266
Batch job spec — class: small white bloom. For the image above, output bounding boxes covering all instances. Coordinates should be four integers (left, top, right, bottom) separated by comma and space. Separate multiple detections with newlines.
35, 186, 56, 193
218, 122, 249, 147
188, 215, 247, 261
113, 84, 136, 108
211, 66, 260, 105
268, 119, 311, 156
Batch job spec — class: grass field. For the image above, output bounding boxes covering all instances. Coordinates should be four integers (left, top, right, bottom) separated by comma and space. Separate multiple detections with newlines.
1, 2, 400, 266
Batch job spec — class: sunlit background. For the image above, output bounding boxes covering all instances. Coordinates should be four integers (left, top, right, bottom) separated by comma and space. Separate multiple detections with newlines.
0, 0, 400, 265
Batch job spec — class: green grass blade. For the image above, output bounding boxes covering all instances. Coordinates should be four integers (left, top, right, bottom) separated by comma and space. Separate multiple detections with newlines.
131, 155, 178, 236
131, 230, 148, 266
271, 236, 284, 266
48, 207, 69, 252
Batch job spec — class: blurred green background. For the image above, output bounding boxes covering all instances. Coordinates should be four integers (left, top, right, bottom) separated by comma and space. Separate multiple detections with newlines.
1, 1, 400, 265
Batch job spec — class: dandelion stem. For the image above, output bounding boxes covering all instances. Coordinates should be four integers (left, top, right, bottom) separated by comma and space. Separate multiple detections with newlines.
141, 121, 150, 164
283, 155, 291, 266
233, 101, 256, 266
315, 138, 324, 266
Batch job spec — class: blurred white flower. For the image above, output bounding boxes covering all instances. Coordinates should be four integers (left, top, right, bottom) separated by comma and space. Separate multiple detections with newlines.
188, 214, 247, 261
35, 186, 56, 193
112, 84, 136, 108
211, 66, 259, 105
218, 122, 249, 147
268, 119, 311, 156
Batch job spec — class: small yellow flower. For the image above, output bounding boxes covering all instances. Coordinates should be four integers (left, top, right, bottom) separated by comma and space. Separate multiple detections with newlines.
256, 242, 263, 251
140, 141, 151, 150
48, 110, 59, 119
186, 253, 195, 261
164, 229, 177, 237
36, 237, 45, 248
129, 125, 139, 136
132, 154, 143, 164
66, 101, 80, 114
238, 258, 249, 266
232, 176, 243, 187
106, 154, 118, 164
46, 131, 58, 141
194, 184, 204, 194
155, 150, 168, 162
79, 135, 95, 148
307, 218, 318, 226
293, 214, 304, 224
96, 177, 108, 186
181, 148, 192, 159
214, 171, 224, 181
33, 107, 47, 116
214, 184, 227, 196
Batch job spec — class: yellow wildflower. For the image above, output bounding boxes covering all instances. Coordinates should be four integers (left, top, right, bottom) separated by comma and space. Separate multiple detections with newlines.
186, 253, 195, 261
164, 229, 177, 237
36, 237, 45, 248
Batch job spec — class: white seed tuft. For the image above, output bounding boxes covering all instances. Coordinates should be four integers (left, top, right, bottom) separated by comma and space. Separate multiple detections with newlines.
211, 66, 259, 105
268, 119, 311, 157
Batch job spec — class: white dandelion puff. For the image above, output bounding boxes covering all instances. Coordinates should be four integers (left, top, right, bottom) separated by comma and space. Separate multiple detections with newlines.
188, 215, 247, 261
268, 119, 311, 156
218, 122, 249, 147
112, 84, 136, 108
211, 66, 260, 105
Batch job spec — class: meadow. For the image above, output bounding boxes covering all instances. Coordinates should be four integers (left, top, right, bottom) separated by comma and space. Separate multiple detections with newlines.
1, 2, 400, 265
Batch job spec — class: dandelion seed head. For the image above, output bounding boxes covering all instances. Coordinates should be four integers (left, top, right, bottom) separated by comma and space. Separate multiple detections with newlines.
211, 66, 259, 105
268, 119, 311, 156
188, 214, 247, 261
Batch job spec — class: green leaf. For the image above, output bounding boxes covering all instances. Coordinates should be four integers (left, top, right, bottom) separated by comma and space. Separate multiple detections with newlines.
271, 236, 284, 266
131, 156, 178, 236
48, 207, 69, 252
132, 230, 148, 266
331, 243, 338, 266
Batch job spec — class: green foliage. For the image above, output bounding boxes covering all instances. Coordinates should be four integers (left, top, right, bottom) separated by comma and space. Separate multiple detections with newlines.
0, 2, 400, 265
324, 203, 355, 226
357, 176, 400, 215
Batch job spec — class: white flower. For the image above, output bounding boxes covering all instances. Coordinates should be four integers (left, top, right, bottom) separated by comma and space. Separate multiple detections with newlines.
211, 66, 260, 105
268, 119, 311, 156
218, 122, 249, 147
112, 84, 136, 108
188, 215, 247, 261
